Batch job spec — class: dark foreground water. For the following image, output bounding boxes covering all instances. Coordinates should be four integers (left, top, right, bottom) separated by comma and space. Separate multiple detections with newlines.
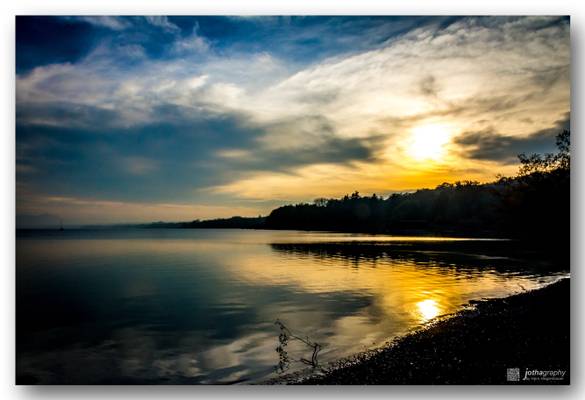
16, 229, 568, 384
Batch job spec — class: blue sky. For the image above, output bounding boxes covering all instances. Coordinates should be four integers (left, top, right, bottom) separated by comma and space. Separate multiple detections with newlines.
16, 16, 570, 226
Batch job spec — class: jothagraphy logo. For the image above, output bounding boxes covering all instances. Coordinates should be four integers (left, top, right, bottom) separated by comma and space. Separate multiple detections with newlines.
507, 367, 567, 382
507, 368, 520, 382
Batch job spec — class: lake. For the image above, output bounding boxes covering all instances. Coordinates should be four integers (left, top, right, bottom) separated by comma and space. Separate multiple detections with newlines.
16, 229, 568, 384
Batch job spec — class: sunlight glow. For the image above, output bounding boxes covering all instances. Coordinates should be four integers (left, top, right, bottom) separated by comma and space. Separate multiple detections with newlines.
407, 123, 453, 161
416, 299, 440, 322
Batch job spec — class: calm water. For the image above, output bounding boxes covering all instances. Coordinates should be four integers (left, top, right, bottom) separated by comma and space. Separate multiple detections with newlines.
16, 229, 568, 384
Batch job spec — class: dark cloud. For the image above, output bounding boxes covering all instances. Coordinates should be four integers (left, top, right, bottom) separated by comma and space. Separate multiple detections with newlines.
295, 88, 340, 106
16, 110, 262, 202
220, 115, 385, 172
530, 65, 570, 91
16, 107, 384, 204
16, 101, 126, 130
225, 135, 384, 173
419, 75, 438, 97
379, 92, 543, 130
454, 114, 569, 163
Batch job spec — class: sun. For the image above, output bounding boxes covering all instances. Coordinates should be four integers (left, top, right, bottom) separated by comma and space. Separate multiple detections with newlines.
407, 123, 453, 161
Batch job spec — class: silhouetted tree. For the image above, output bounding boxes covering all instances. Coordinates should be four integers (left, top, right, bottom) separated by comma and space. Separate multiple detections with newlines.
518, 129, 570, 176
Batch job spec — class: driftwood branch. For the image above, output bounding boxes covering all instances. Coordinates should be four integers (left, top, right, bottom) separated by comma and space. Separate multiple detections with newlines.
275, 319, 322, 373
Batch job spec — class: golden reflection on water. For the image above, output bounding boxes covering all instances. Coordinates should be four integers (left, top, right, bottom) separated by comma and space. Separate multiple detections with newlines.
211, 238, 561, 353
24, 234, 556, 332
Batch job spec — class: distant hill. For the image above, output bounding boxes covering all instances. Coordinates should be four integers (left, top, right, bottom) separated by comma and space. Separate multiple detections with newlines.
140, 216, 266, 230
16, 213, 61, 229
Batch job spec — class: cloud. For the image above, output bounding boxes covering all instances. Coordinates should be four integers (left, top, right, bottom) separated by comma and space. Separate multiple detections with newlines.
16, 101, 126, 129
15, 16, 571, 222
64, 16, 131, 31
144, 16, 181, 34
172, 34, 209, 54
171, 22, 210, 54
454, 114, 570, 163
419, 75, 439, 98
218, 129, 385, 173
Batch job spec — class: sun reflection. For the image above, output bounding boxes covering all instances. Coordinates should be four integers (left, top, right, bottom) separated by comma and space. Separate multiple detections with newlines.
416, 299, 440, 322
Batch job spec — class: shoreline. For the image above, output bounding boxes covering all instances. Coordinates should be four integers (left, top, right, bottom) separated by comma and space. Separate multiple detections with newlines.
269, 278, 570, 385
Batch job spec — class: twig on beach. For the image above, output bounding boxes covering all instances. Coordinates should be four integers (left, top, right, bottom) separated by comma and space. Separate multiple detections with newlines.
275, 319, 322, 373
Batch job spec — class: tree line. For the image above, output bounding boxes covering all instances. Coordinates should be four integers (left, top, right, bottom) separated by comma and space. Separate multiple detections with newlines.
264, 130, 570, 242
146, 130, 569, 243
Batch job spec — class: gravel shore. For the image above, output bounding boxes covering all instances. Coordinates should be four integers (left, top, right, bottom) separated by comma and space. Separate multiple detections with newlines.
293, 278, 570, 385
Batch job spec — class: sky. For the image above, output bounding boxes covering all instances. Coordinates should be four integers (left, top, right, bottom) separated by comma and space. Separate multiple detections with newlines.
16, 16, 570, 227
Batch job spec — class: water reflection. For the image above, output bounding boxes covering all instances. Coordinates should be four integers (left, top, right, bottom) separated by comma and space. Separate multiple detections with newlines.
16, 229, 568, 384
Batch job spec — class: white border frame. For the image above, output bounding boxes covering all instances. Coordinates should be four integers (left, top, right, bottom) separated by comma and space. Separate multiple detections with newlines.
3, 1, 583, 399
